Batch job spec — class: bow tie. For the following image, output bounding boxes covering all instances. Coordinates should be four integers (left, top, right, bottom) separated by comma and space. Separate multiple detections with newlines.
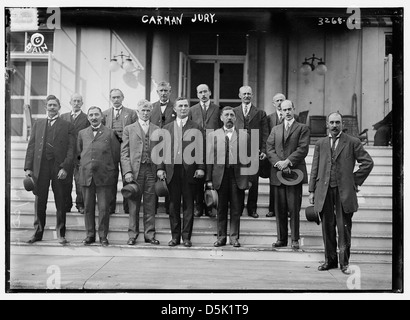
160, 102, 168, 106
225, 128, 233, 134
91, 127, 99, 132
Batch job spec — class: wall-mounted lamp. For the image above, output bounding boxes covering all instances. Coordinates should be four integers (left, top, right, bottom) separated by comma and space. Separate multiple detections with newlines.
300, 54, 327, 76
109, 51, 140, 73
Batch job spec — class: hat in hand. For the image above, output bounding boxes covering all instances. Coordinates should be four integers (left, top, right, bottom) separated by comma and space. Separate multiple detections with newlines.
276, 168, 304, 186
121, 182, 140, 200
155, 179, 169, 197
23, 176, 35, 192
305, 206, 320, 225
204, 189, 218, 209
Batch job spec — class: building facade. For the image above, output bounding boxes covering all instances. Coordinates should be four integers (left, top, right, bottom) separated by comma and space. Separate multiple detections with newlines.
6, 7, 401, 143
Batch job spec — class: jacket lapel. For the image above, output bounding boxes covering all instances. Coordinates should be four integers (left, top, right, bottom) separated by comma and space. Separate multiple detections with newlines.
285, 121, 298, 141
248, 104, 258, 122
205, 104, 216, 124
334, 133, 347, 159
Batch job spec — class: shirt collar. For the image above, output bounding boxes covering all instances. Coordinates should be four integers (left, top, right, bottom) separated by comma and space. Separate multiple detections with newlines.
177, 117, 188, 127
201, 100, 210, 108
47, 115, 59, 121
71, 110, 81, 116
224, 126, 235, 133
91, 124, 102, 130
113, 106, 123, 111
138, 118, 150, 127
284, 118, 295, 127
328, 131, 342, 139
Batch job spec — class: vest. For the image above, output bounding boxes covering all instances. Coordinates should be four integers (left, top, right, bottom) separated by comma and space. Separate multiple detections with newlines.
112, 111, 123, 139
45, 121, 56, 160
141, 131, 151, 164
329, 139, 338, 187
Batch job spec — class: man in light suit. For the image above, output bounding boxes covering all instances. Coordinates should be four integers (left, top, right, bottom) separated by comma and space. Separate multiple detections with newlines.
206, 107, 249, 248
78, 106, 121, 246
157, 97, 206, 247
24, 95, 75, 245
266, 100, 310, 250
121, 99, 161, 245
60, 93, 90, 214
103, 88, 138, 214
150, 81, 175, 215
189, 83, 222, 217
233, 86, 269, 218
309, 112, 373, 274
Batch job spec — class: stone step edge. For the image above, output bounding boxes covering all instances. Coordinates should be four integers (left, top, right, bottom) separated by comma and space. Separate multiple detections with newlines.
10, 226, 393, 238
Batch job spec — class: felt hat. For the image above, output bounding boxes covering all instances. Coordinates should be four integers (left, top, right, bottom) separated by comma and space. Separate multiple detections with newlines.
155, 179, 169, 197
259, 158, 271, 179
23, 176, 35, 192
305, 206, 320, 225
276, 169, 304, 186
204, 189, 218, 209
121, 182, 140, 200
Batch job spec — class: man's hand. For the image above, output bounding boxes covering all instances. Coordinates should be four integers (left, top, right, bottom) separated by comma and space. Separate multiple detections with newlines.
57, 168, 67, 180
157, 170, 166, 180
124, 172, 134, 183
205, 181, 213, 189
274, 159, 291, 171
259, 152, 267, 160
308, 192, 315, 204
25, 170, 33, 178
194, 169, 205, 179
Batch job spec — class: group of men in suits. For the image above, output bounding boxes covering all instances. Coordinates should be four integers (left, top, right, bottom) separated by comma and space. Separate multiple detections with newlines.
23, 84, 374, 273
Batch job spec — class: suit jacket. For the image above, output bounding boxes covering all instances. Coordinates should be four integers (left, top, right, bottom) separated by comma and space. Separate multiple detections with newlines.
158, 119, 205, 185
61, 111, 90, 165
24, 118, 75, 190
205, 128, 249, 190
233, 104, 269, 154
308, 132, 374, 214
150, 100, 176, 128
266, 120, 310, 186
77, 125, 121, 187
121, 121, 161, 179
189, 102, 222, 133
102, 106, 138, 141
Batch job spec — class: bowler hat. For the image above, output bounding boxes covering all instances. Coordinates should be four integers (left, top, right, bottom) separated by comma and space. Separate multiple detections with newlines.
259, 158, 271, 179
121, 182, 140, 200
276, 168, 304, 186
23, 176, 35, 192
155, 179, 169, 197
204, 189, 218, 209
305, 206, 320, 225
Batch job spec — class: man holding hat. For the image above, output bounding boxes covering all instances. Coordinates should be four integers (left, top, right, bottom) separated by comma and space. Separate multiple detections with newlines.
266, 100, 310, 250
309, 112, 373, 274
121, 99, 161, 245
77, 106, 121, 246
24, 95, 75, 245
205, 106, 249, 248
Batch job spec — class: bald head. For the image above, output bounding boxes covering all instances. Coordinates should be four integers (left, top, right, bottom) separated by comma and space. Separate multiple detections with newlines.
272, 93, 286, 110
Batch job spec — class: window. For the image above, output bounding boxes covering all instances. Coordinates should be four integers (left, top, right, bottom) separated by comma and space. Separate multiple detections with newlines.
189, 33, 247, 55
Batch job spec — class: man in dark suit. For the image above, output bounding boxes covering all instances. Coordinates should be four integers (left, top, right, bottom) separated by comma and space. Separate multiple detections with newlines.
266, 93, 286, 218
103, 88, 138, 214
266, 100, 310, 250
150, 81, 175, 215
78, 106, 121, 246
189, 83, 222, 217
157, 97, 205, 247
233, 86, 269, 218
309, 112, 373, 274
206, 107, 249, 248
24, 95, 75, 245
60, 93, 90, 214
121, 99, 161, 245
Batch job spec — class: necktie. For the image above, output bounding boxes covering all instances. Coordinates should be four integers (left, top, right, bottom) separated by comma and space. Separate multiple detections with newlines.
142, 122, 148, 134
331, 136, 339, 154
244, 104, 248, 116
225, 134, 230, 168
115, 108, 121, 120
279, 115, 283, 124
91, 126, 99, 132
48, 118, 56, 127
286, 122, 290, 131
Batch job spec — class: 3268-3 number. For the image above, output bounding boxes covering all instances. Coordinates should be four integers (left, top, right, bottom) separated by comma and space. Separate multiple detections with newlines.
318, 17, 348, 25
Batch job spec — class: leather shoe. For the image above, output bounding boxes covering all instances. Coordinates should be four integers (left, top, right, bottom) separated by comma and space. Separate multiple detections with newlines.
82, 237, 95, 245
168, 239, 180, 246
206, 210, 217, 218
231, 240, 241, 248
214, 240, 226, 247
266, 212, 275, 217
318, 262, 338, 271
145, 238, 160, 245
26, 236, 41, 244
194, 206, 204, 217
273, 241, 287, 248
291, 240, 300, 249
127, 238, 136, 245
58, 237, 68, 245
183, 239, 192, 247
100, 238, 109, 247
341, 265, 352, 275
247, 211, 259, 218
